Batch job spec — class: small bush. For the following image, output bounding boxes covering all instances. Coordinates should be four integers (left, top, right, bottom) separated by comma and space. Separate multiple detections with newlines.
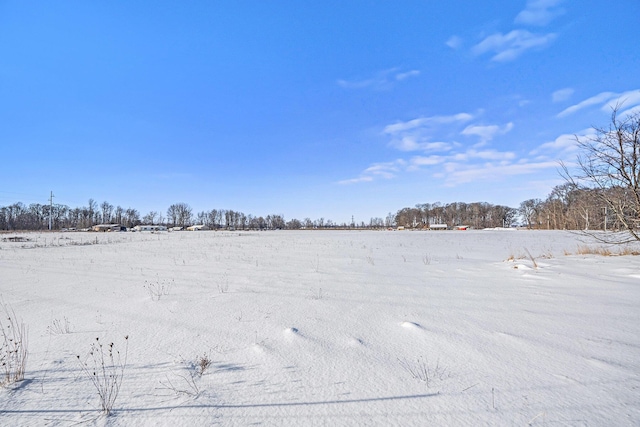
77, 336, 129, 415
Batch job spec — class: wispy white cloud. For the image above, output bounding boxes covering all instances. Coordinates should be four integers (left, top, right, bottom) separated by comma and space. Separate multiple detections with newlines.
392, 137, 454, 152
515, 0, 565, 26
601, 90, 640, 114
395, 70, 420, 81
384, 113, 473, 153
338, 68, 420, 90
472, 30, 556, 62
552, 87, 574, 103
461, 122, 514, 145
342, 111, 564, 186
440, 160, 559, 186
450, 149, 516, 162
337, 160, 406, 185
384, 113, 473, 135
557, 89, 640, 117
342, 146, 559, 186
530, 130, 594, 156
445, 35, 463, 49
409, 155, 446, 168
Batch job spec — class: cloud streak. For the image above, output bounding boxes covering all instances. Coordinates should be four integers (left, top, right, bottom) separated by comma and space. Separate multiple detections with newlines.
552, 88, 574, 103
515, 0, 565, 26
338, 68, 420, 90
557, 90, 640, 118
337, 160, 406, 185
472, 30, 556, 62
341, 114, 540, 186
461, 122, 514, 145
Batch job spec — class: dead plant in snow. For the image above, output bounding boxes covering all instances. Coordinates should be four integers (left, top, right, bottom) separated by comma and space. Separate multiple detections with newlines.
523, 248, 538, 269
76, 336, 129, 415
157, 372, 200, 399
144, 278, 173, 301
157, 352, 212, 400
398, 356, 448, 389
47, 317, 71, 335
195, 352, 212, 377
0, 302, 28, 387
573, 244, 640, 256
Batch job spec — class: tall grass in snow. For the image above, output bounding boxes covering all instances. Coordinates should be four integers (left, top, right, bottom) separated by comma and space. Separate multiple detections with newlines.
0, 302, 28, 387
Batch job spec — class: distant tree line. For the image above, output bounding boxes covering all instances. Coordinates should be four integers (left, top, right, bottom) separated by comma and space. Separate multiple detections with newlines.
518, 184, 633, 232
391, 201, 517, 229
0, 185, 624, 232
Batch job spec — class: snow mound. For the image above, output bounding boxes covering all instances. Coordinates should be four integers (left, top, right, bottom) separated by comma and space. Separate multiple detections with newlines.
400, 321, 422, 329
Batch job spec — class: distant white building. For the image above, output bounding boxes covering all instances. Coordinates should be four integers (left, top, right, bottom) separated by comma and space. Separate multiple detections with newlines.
186, 225, 210, 231
132, 225, 167, 232
428, 224, 448, 230
92, 224, 126, 232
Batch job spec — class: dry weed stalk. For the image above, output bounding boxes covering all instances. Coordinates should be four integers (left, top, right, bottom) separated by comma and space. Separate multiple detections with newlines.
0, 303, 28, 387
77, 336, 129, 415
524, 248, 538, 269
398, 356, 448, 389
573, 244, 640, 256
195, 352, 212, 377
47, 317, 71, 335
144, 278, 173, 301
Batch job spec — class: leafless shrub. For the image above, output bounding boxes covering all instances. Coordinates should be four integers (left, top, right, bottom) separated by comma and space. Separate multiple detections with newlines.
422, 254, 431, 265
47, 317, 71, 335
76, 335, 129, 415
0, 303, 28, 387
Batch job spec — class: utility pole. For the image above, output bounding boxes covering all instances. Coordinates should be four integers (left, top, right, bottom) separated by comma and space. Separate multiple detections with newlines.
49, 191, 54, 230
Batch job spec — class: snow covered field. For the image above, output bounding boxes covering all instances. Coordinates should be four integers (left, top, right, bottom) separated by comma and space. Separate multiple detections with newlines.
0, 229, 638, 426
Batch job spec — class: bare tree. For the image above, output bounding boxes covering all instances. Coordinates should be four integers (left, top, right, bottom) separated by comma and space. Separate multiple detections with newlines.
565, 106, 640, 242
101, 201, 113, 224
142, 211, 158, 225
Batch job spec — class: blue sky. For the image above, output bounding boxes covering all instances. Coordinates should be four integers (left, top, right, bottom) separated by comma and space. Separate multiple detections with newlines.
1, 1, 639, 224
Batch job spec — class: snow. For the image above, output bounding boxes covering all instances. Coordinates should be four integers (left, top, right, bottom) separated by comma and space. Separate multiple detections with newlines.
0, 230, 639, 425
